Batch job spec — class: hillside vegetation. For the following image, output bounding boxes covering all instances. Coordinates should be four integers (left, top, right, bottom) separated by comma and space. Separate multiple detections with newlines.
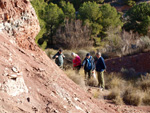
31, 0, 150, 58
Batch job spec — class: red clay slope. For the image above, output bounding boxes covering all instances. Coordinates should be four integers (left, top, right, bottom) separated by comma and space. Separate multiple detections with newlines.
0, 0, 115, 112
106, 52, 150, 73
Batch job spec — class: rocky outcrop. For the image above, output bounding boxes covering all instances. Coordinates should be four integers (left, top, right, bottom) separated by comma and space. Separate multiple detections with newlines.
0, 0, 116, 113
0, 0, 40, 50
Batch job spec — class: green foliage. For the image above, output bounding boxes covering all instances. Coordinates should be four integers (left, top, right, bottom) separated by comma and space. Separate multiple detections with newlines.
78, 2, 122, 46
31, 0, 47, 47
85, 0, 104, 4
127, 0, 136, 6
79, 2, 101, 22
43, 3, 64, 28
59, 1, 76, 19
99, 4, 123, 31
42, 3, 64, 45
78, 2, 103, 36
124, 3, 150, 35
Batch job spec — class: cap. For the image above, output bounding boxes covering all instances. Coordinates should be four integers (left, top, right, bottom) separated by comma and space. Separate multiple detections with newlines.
59, 49, 63, 52
86, 53, 90, 57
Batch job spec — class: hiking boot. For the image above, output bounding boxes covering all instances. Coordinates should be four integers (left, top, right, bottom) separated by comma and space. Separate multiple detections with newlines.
100, 87, 104, 91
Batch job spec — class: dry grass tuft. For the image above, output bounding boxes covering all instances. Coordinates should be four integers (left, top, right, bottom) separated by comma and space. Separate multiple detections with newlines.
137, 74, 150, 91
92, 89, 100, 98
65, 70, 150, 106
88, 77, 98, 87
140, 81, 150, 91
123, 89, 142, 106
77, 50, 88, 61
107, 89, 120, 100
105, 73, 126, 90
142, 91, 150, 105
112, 96, 123, 105
107, 88, 123, 105
65, 69, 85, 87
105, 72, 150, 106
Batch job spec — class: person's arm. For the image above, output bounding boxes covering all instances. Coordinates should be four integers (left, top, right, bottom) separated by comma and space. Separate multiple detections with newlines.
92, 58, 95, 71
52, 53, 58, 59
101, 57, 106, 72
62, 53, 65, 58
82, 58, 86, 66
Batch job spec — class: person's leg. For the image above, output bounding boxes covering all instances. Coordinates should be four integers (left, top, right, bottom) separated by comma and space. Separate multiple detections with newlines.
75, 66, 80, 74
100, 71, 105, 89
88, 70, 91, 80
97, 72, 101, 87
84, 70, 88, 85
59, 65, 63, 69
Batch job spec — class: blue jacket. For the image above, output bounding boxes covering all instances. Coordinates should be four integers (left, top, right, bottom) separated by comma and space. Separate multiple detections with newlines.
96, 57, 106, 72
82, 56, 95, 71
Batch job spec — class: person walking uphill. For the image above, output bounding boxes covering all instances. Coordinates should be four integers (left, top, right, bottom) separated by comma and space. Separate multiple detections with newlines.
71, 53, 81, 74
82, 53, 95, 85
95, 52, 106, 91
52, 49, 65, 69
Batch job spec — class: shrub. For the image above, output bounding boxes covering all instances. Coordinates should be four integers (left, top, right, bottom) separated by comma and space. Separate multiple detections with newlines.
105, 73, 126, 90
88, 77, 98, 87
139, 80, 150, 92
55, 19, 93, 49
104, 30, 150, 57
63, 51, 73, 69
112, 96, 123, 105
77, 50, 88, 61
107, 89, 120, 100
99, 4, 123, 31
123, 89, 142, 106
140, 36, 150, 49
61, 1, 76, 19
92, 89, 100, 98
45, 49, 57, 58
102, 72, 150, 106
124, 3, 150, 35
107, 88, 123, 105
143, 93, 150, 105
136, 74, 150, 91
43, 3, 64, 45
64, 70, 85, 87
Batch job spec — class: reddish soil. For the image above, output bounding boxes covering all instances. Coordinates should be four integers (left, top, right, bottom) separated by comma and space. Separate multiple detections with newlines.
105, 52, 150, 73
115, 5, 131, 12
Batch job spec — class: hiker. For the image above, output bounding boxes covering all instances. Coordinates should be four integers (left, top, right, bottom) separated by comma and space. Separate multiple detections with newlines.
82, 53, 95, 85
52, 49, 65, 69
71, 52, 81, 74
95, 52, 106, 91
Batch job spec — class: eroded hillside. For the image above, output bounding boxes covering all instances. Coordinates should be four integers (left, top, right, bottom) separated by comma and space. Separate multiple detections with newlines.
0, 0, 115, 112
0, 0, 150, 113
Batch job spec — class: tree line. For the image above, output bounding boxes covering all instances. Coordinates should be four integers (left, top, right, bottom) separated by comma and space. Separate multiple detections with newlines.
31, 0, 150, 50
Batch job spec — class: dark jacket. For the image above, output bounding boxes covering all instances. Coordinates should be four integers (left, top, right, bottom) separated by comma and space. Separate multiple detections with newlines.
52, 52, 64, 66
96, 56, 106, 72
82, 56, 95, 71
